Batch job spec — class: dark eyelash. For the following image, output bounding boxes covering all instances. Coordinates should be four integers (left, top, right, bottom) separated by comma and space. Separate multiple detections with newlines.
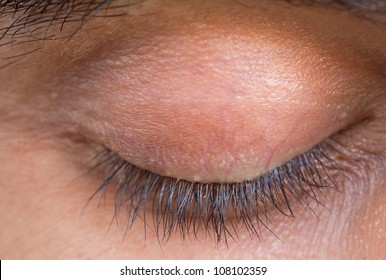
88, 140, 343, 244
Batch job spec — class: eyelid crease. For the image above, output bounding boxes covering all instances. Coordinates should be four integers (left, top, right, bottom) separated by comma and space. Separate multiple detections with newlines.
86, 139, 344, 243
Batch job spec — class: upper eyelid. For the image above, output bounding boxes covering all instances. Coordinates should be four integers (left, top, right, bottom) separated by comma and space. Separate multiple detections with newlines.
0, 2, 376, 181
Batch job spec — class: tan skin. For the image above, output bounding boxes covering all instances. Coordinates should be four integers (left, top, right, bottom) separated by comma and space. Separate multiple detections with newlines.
0, 0, 385, 259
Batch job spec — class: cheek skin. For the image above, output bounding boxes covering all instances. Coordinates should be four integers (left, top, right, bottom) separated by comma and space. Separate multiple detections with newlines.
0, 136, 385, 259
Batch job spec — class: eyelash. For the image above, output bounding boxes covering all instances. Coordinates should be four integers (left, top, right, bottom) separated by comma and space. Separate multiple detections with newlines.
88, 139, 344, 243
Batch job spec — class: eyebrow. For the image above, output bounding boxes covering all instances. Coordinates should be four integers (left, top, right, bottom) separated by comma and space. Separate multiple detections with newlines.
0, 0, 384, 49
0, 0, 116, 41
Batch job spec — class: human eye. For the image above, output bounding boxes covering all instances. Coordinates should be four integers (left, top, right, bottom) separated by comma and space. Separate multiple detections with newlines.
0, 0, 385, 259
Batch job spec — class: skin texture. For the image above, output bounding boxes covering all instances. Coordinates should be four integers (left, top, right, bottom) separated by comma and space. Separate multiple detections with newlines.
0, 0, 386, 259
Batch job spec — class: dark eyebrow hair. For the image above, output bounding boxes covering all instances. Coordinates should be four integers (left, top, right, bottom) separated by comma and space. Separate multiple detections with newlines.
1, 0, 385, 41
0, 0, 121, 41
0, 0, 385, 67
0, 0, 129, 67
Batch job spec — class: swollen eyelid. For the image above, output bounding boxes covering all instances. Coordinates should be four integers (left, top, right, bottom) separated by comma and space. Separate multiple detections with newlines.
72, 23, 370, 184
3, 0, 378, 184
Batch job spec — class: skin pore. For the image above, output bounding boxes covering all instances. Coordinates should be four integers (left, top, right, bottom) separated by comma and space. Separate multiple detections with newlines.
0, 0, 385, 259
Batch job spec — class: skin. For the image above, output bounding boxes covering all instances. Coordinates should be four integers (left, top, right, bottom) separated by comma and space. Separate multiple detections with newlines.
0, 0, 385, 259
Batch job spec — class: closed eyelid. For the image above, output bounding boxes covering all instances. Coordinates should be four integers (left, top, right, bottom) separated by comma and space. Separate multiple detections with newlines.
1, 1, 382, 183
1, 0, 385, 252
36, 0, 381, 185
